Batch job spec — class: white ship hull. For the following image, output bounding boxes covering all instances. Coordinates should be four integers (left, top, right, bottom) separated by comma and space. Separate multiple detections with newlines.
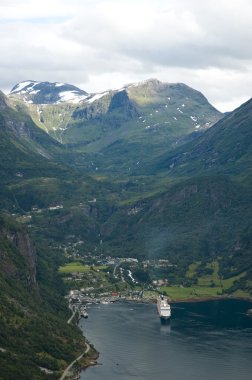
157, 295, 171, 320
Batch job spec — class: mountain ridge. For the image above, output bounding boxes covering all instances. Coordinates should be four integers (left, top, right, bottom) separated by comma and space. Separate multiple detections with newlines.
7, 78, 223, 175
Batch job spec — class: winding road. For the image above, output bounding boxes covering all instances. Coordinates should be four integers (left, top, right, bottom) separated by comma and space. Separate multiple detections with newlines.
60, 305, 90, 379
67, 307, 77, 324
59, 342, 90, 380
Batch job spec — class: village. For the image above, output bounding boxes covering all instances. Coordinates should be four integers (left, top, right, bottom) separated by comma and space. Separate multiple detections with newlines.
59, 248, 177, 315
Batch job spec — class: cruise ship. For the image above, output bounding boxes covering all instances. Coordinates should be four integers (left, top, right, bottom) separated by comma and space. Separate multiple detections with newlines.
157, 295, 171, 320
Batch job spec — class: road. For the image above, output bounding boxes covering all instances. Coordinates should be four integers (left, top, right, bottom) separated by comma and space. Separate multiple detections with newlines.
59, 342, 90, 380
67, 307, 77, 324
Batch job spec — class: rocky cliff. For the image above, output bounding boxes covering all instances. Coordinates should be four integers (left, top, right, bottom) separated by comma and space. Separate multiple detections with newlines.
0, 216, 37, 291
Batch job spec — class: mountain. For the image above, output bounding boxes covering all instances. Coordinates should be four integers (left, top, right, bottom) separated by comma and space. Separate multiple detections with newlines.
1, 77, 252, 379
97, 98, 252, 293
10, 80, 89, 104
9, 79, 223, 174
78, 79, 222, 174
5, 80, 252, 288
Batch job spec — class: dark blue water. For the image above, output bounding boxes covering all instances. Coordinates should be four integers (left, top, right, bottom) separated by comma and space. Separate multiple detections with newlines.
79, 299, 252, 380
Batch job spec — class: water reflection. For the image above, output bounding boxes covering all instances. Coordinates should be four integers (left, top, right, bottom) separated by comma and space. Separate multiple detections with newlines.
160, 319, 171, 336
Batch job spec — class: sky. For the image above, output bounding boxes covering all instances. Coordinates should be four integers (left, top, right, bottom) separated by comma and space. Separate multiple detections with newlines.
1, 0, 252, 112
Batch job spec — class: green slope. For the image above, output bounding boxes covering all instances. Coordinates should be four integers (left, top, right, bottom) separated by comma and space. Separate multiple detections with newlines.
0, 95, 103, 378
154, 97, 252, 178
0, 214, 86, 380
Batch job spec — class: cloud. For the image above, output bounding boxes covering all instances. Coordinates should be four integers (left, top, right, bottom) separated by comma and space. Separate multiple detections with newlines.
0, 0, 252, 111
61, 0, 252, 65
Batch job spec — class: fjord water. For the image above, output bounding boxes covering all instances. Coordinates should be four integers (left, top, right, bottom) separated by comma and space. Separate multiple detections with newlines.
79, 299, 252, 380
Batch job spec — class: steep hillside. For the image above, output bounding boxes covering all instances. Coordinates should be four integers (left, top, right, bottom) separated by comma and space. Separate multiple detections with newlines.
0, 214, 86, 380
154, 98, 252, 178
0, 91, 68, 210
0, 90, 63, 170
0, 95, 104, 378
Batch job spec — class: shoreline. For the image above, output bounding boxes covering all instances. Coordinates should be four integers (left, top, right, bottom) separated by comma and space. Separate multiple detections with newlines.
124, 294, 252, 305
80, 345, 100, 374
170, 294, 252, 304
61, 306, 100, 380
60, 340, 100, 380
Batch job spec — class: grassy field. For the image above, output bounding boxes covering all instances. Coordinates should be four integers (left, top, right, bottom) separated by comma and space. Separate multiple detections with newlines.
59, 261, 108, 273
221, 272, 246, 289
162, 285, 222, 300
198, 261, 221, 286
162, 268, 249, 300
186, 262, 200, 278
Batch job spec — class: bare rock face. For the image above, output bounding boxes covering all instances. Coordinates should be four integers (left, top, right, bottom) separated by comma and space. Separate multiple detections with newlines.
108, 90, 139, 119
1, 225, 37, 291
14, 231, 37, 289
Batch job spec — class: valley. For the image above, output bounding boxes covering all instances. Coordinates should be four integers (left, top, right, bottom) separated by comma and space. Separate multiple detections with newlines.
0, 78, 252, 379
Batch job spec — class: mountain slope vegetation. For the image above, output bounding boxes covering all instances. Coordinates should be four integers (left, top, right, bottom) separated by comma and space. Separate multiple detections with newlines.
0, 214, 86, 380
154, 97, 252, 178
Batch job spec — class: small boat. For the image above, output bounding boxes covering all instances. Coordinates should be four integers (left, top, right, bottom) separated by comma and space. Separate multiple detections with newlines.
80, 308, 88, 318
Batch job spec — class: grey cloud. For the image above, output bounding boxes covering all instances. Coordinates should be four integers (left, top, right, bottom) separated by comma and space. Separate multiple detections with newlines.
60, 0, 252, 72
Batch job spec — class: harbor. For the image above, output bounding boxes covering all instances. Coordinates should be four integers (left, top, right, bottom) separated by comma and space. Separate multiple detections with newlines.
67, 289, 157, 323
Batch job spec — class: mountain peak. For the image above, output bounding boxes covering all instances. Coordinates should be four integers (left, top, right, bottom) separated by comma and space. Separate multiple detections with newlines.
125, 78, 202, 97
126, 78, 161, 89
9, 80, 89, 105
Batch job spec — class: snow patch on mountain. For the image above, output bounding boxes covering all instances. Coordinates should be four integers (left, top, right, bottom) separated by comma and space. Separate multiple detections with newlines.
29, 89, 40, 95
58, 91, 88, 103
11, 81, 38, 93
86, 92, 109, 104
9, 80, 89, 105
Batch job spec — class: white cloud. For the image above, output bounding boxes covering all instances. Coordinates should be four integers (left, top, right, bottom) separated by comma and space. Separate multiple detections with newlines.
0, 0, 252, 111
